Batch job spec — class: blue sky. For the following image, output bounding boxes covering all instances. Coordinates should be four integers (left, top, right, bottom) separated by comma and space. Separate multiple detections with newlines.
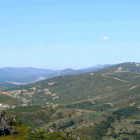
0, 0, 140, 69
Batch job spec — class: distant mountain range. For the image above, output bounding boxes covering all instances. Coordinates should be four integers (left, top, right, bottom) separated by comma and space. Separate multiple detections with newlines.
0, 64, 112, 84
9, 62, 140, 106
4, 62, 140, 106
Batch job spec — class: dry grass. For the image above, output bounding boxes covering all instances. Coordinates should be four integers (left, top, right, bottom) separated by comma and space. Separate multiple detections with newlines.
0, 126, 27, 140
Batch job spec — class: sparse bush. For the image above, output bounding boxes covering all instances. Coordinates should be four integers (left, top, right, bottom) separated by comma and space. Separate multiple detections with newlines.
110, 132, 118, 138
69, 120, 74, 126
119, 128, 123, 131
122, 138, 129, 140
52, 123, 56, 128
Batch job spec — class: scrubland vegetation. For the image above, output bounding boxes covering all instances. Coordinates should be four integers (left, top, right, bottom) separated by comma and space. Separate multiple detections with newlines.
1, 63, 140, 139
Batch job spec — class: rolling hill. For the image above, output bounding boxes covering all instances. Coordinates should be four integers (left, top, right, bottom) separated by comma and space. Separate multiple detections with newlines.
3, 62, 140, 107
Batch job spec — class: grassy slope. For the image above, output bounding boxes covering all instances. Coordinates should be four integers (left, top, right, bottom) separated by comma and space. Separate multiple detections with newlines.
0, 94, 21, 105
0, 83, 18, 91
6, 106, 57, 127
5, 102, 135, 139
0, 126, 27, 140
6, 105, 105, 129
75, 106, 140, 140
5, 105, 140, 140
7, 62, 140, 108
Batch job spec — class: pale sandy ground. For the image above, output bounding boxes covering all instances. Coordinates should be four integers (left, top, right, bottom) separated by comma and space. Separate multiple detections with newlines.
128, 85, 140, 90
135, 63, 140, 67
48, 82, 56, 85
129, 102, 136, 106
105, 103, 114, 107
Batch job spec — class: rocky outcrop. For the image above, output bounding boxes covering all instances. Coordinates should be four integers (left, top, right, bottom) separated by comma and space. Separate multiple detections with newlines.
47, 129, 85, 140
61, 130, 82, 140
0, 111, 18, 136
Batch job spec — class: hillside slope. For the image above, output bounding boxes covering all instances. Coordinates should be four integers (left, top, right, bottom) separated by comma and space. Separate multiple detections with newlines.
2, 62, 140, 140
2, 62, 140, 108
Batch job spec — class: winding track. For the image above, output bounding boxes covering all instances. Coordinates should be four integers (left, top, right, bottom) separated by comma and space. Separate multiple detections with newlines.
128, 85, 140, 91
61, 94, 114, 106
102, 74, 128, 83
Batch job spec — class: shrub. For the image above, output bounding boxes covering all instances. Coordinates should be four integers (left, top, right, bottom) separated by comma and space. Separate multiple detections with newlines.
69, 120, 74, 126
25, 127, 74, 140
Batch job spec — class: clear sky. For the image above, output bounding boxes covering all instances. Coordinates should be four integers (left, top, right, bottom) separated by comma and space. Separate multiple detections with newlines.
0, 0, 140, 69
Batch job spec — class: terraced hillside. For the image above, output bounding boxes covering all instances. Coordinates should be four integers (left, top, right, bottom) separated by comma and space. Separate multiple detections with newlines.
1, 62, 140, 108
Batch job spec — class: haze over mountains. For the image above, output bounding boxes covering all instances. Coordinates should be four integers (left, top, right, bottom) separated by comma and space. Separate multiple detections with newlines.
0, 64, 112, 84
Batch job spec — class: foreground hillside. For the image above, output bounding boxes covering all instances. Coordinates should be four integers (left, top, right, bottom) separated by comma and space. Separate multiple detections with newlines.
4, 105, 140, 140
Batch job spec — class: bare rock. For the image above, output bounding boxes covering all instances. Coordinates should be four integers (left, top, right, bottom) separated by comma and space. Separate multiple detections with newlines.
0, 111, 19, 136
